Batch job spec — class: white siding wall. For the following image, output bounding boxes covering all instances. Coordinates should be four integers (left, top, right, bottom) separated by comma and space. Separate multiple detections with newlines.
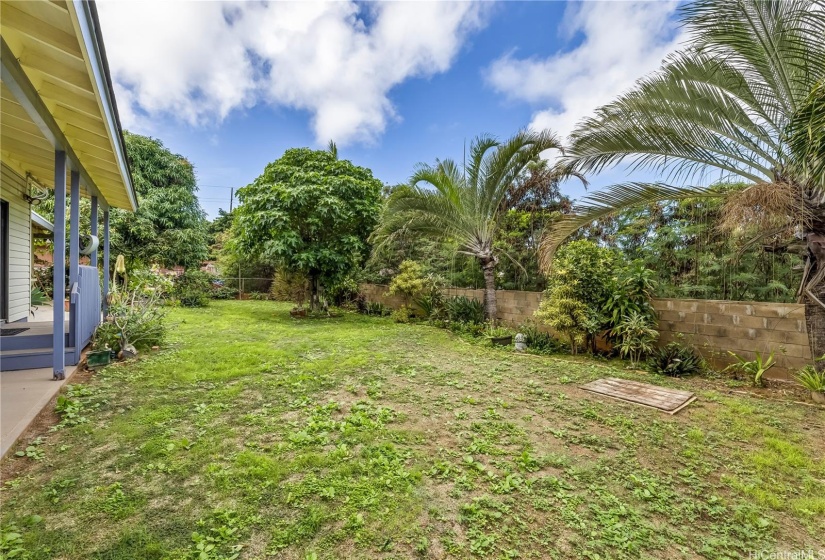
1, 162, 32, 322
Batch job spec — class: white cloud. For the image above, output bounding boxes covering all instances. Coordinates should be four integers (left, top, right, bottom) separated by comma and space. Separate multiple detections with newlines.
97, 1, 488, 146
484, 1, 685, 139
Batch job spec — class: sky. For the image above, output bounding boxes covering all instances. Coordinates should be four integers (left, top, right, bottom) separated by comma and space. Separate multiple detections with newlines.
96, 1, 687, 219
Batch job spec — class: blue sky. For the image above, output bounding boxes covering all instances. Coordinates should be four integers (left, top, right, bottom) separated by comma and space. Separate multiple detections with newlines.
97, 1, 685, 218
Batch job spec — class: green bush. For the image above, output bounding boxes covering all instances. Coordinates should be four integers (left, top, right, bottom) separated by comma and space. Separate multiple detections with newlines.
95, 287, 168, 353
391, 305, 413, 323
518, 322, 565, 354
211, 285, 238, 300
647, 343, 704, 377
172, 270, 212, 307
444, 296, 484, 324
248, 291, 268, 300
326, 276, 360, 306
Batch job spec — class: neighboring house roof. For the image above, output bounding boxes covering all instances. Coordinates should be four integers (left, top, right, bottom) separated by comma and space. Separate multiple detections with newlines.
0, 0, 136, 211
31, 210, 54, 233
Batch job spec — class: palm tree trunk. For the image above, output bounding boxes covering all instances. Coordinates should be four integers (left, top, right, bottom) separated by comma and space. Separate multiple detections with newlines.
802, 197, 825, 372
480, 257, 498, 322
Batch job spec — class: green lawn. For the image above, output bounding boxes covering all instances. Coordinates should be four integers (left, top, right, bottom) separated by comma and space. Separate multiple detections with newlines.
2, 301, 823, 559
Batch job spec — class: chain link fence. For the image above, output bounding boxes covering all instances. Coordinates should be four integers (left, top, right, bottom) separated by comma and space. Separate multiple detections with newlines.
212, 277, 274, 297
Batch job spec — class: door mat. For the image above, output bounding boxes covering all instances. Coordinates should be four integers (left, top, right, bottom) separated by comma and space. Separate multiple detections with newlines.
0, 328, 30, 337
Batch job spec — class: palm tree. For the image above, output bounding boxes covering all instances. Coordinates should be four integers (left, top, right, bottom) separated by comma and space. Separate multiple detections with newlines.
373, 130, 563, 320
540, 0, 825, 365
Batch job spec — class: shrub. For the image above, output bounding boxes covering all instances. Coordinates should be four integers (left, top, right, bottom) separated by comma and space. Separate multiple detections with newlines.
444, 296, 484, 324
614, 311, 659, 367
326, 276, 361, 306
535, 284, 600, 355
388, 260, 427, 302
269, 270, 309, 307
211, 285, 238, 300
391, 305, 413, 323
537, 240, 618, 353
518, 322, 565, 354
248, 291, 268, 300
172, 270, 212, 307
96, 287, 168, 353
360, 301, 392, 317
647, 342, 704, 377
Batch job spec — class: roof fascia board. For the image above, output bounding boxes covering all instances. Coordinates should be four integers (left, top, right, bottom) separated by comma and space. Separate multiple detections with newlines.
69, 0, 137, 211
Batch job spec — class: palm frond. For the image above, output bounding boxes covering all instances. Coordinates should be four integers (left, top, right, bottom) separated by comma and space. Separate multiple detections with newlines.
539, 182, 722, 270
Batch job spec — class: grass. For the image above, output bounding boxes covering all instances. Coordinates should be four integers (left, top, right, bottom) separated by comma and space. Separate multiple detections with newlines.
1, 300, 823, 559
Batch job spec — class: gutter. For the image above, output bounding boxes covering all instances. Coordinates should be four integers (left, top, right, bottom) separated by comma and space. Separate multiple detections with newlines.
31, 211, 54, 233
72, 0, 138, 212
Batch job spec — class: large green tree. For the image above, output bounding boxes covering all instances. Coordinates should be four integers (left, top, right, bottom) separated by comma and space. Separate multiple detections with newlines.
235, 148, 383, 310
541, 0, 825, 365
112, 132, 209, 269
373, 131, 563, 320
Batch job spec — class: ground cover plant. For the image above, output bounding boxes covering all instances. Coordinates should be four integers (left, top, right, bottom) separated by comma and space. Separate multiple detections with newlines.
1, 301, 823, 559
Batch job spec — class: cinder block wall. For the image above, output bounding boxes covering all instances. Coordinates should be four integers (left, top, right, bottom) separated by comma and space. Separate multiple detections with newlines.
360, 285, 809, 378
652, 298, 809, 379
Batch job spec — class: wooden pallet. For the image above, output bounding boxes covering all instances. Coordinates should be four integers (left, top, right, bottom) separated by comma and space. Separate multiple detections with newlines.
581, 377, 697, 415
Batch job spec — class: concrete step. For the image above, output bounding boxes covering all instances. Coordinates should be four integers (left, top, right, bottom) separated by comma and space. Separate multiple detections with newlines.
1, 332, 71, 351
0, 348, 77, 371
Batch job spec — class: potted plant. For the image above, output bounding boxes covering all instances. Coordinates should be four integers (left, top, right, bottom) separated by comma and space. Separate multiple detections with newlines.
795, 366, 825, 404
485, 324, 514, 346
87, 327, 113, 369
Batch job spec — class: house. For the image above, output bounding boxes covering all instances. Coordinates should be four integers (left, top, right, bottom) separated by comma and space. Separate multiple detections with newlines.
0, 0, 136, 378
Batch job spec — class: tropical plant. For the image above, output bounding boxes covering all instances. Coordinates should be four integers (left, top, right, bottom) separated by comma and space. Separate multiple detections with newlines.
603, 261, 658, 332
540, 0, 825, 368
647, 342, 704, 377
795, 365, 825, 393
235, 148, 383, 311
725, 350, 777, 386
535, 284, 595, 355
30, 286, 47, 311
388, 260, 428, 303
373, 130, 563, 321
96, 285, 168, 354
537, 240, 617, 353
444, 296, 485, 325
485, 324, 514, 339
614, 311, 659, 367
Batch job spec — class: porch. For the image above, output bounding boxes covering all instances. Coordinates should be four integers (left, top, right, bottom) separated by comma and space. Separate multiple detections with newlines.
1, 262, 103, 373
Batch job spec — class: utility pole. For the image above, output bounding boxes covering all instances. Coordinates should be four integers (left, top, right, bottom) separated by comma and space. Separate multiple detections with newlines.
229, 187, 234, 212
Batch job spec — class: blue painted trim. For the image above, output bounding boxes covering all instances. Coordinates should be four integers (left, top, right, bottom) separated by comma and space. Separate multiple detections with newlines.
90, 196, 98, 265
103, 208, 110, 316
69, 171, 80, 349
53, 151, 67, 378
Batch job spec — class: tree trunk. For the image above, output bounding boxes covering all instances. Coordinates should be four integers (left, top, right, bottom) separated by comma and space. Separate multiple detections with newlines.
480, 257, 498, 323
803, 234, 825, 372
309, 274, 319, 312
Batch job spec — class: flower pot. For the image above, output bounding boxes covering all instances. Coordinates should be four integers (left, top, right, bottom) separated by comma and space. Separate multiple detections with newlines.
489, 335, 513, 347
812, 391, 825, 405
86, 349, 111, 369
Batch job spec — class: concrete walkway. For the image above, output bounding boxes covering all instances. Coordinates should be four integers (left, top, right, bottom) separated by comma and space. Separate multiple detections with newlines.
0, 364, 79, 459
1, 303, 76, 459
